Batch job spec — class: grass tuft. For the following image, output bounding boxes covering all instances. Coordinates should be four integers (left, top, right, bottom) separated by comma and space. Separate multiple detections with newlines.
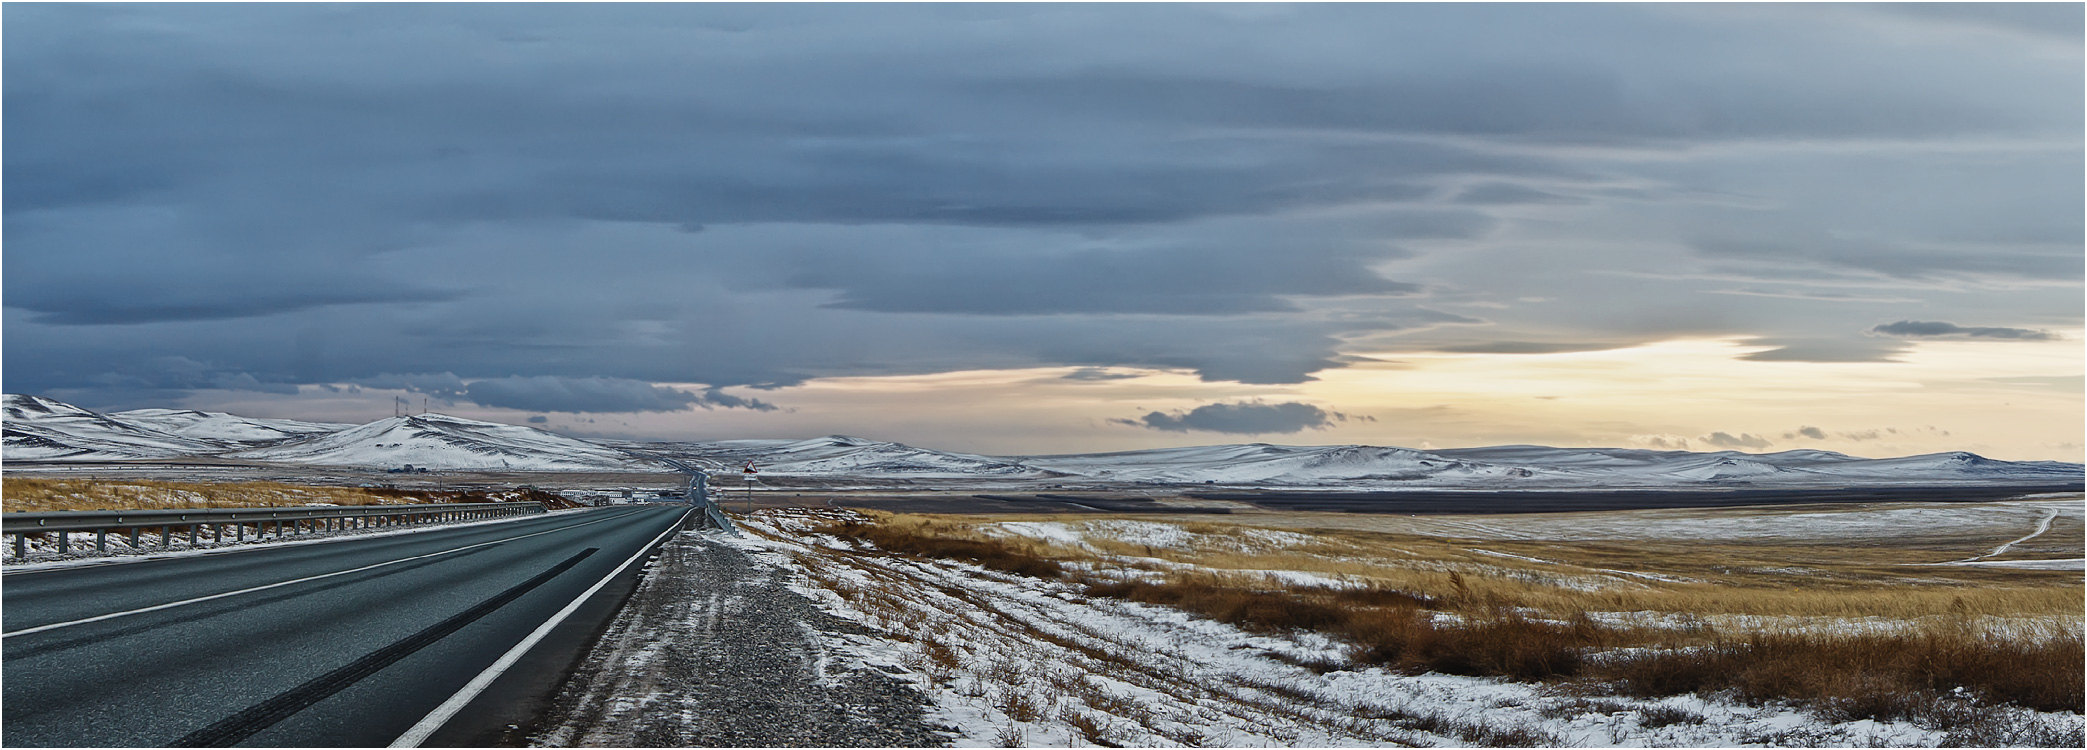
1598, 626, 2086, 717
821, 515, 1065, 579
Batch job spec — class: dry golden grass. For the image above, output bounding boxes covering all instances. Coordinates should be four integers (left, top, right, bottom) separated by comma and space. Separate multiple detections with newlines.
814, 507, 2085, 722
845, 510, 2081, 623
1, 478, 407, 512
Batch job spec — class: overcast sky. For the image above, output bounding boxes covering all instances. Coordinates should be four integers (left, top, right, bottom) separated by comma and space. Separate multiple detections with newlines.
4, 3, 2081, 460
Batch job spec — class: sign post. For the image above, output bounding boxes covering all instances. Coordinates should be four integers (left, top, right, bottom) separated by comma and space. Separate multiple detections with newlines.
742, 460, 758, 513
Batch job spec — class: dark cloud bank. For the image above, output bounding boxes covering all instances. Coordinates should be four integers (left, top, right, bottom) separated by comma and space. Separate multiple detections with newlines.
2, 3, 2077, 416
1117, 401, 1371, 435
1870, 320, 2057, 341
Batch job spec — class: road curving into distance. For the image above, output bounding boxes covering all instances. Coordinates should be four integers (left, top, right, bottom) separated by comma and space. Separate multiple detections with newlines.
2, 502, 691, 748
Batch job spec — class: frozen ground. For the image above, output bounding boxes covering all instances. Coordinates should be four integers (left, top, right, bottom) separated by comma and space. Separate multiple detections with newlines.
724, 508, 2083, 747
1232, 496, 2084, 547
530, 530, 943, 747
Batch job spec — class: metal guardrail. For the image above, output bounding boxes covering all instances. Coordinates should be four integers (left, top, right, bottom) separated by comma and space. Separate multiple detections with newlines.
3, 501, 546, 558
676, 468, 738, 535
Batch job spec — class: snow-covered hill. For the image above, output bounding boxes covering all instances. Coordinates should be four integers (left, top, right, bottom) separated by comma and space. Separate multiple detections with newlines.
636, 435, 1052, 479
3, 395, 227, 460
227, 413, 661, 471
1019, 443, 1540, 485
114, 408, 351, 446
1026, 443, 2082, 488
4, 394, 2078, 486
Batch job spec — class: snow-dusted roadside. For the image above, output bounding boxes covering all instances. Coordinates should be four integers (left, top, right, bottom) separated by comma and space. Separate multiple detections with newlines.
731, 508, 2082, 747
529, 530, 944, 747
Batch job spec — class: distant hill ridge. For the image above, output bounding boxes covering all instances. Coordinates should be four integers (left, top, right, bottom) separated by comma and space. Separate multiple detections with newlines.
4, 394, 2081, 487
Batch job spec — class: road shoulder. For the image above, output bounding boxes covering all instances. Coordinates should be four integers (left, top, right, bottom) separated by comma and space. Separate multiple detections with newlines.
526, 530, 947, 747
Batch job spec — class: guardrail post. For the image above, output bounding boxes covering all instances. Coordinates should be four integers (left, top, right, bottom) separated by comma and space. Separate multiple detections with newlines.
189, 524, 198, 546
60, 532, 70, 554
161, 526, 171, 548
13, 534, 23, 558
97, 529, 107, 553
127, 527, 140, 548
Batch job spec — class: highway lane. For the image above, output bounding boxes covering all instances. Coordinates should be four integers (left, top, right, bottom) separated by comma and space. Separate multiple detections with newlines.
2, 503, 691, 747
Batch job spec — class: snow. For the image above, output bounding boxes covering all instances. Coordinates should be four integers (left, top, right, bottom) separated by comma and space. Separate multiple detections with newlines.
1399, 498, 2083, 544
1022, 442, 2080, 488
3, 394, 228, 460
633, 435, 1049, 479
112, 408, 349, 444
1942, 559, 2085, 571
7, 394, 2082, 490
1959, 508, 2061, 562
226, 413, 657, 471
983, 519, 1322, 557
729, 508, 2084, 747
982, 522, 1096, 551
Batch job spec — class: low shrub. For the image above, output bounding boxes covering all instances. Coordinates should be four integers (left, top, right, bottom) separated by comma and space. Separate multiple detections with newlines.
1597, 628, 2085, 718
824, 520, 1065, 579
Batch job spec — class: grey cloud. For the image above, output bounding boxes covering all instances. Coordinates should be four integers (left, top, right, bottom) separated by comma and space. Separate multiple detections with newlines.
1866, 2, 2085, 42
3, 203, 467, 326
1062, 368, 1140, 381
695, 387, 781, 412
97, 356, 301, 396
2, 3, 2079, 416
1430, 341, 1625, 355
1451, 182, 1585, 205
13, 285, 463, 326
1116, 401, 1340, 435
794, 243, 1423, 316
1793, 426, 1826, 440
1639, 435, 1691, 450
1870, 320, 2057, 340
1702, 431, 1773, 450
526, 415, 548, 424
460, 376, 775, 414
1739, 337, 1909, 363
1693, 236, 2083, 282
355, 373, 470, 399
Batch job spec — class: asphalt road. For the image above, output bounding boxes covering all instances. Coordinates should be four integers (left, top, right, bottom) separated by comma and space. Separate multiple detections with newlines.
1, 503, 691, 748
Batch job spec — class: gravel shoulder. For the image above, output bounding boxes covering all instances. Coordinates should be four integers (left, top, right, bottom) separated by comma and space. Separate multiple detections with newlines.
528, 530, 947, 747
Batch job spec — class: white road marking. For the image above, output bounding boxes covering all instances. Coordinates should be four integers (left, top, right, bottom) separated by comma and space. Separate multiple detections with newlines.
1, 510, 640, 639
390, 507, 695, 748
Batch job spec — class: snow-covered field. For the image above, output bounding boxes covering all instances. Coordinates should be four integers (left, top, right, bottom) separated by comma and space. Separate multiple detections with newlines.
730, 508, 2083, 747
1364, 497, 2082, 546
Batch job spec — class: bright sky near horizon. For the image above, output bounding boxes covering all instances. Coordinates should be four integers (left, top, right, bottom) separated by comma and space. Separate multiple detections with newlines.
4, 3, 2081, 460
